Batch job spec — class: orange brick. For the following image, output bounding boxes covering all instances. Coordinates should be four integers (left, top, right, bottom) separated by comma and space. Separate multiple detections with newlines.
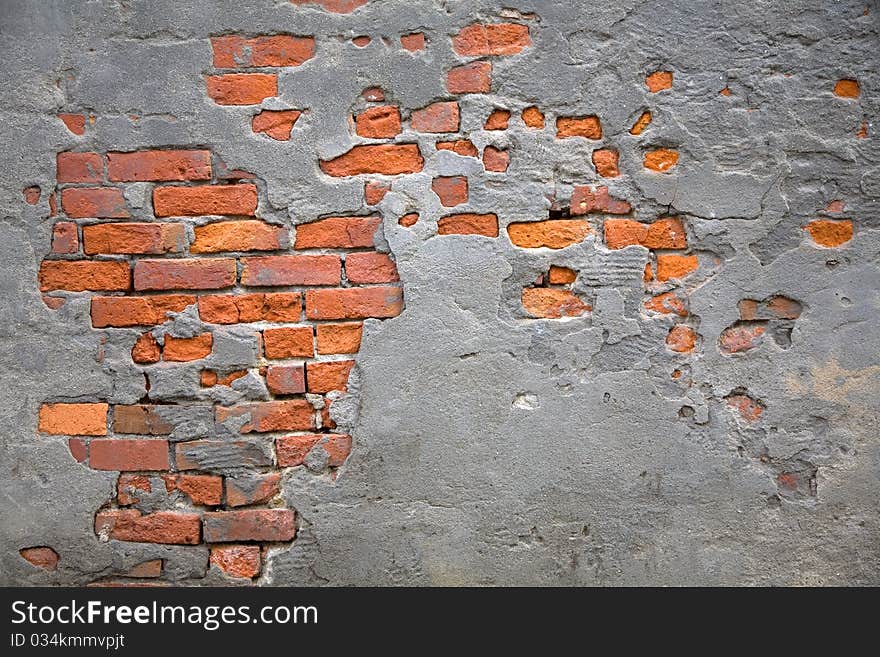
163, 333, 213, 362
206, 73, 277, 105
153, 184, 257, 217
107, 150, 211, 182
83, 223, 186, 254
316, 322, 363, 354
437, 213, 498, 237
263, 326, 314, 358
191, 220, 286, 253
39, 403, 108, 436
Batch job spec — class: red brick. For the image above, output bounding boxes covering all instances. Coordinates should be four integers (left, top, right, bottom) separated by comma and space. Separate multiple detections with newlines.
163, 474, 223, 506
263, 326, 314, 358
201, 369, 247, 387
522, 106, 544, 128
319, 144, 424, 176
290, 0, 369, 12
400, 32, 426, 51
153, 184, 257, 217
58, 113, 86, 135
107, 150, 211, 182
39, 403, 108, 436
365, 181, 391, 205
241, 255, 341, 286
604, 217, 686, 250
508, 219, 591, 249
206, 73, 277, 105
203, 509, 296, 543
134, 258, 236, 291
345, 252, 399, 283
805, 219, 853, 247
198, 293, 301, 324
57, 152, 103, 183
211, 34, 315, 68
437, 213, 498, 237
113, 405, 174, 435
447, 61, 491, 93
436, 140, 478, 157
592, 149, 619, 177
306, 360, 355, 392
556, 115, 602, 139
452, 22, 530, 56
726, 394, 765, 422
51, 222, 79, 254
117, 474, 151, 505
834, 79, 860, 98
132, 333, 161, 364
355, 106, 402, 138
252, 109, 302, 140
83, 223, 186, 254
720, 324, 766, 354
226, 473, 281, 507
266, 365, 306, 394
305, 287, 404, 319
547, 266, 577, 285
39, 261, 129, 292
570, 185, 631, 215
644, 149, 679, 172
484, 108, 510, 130
316, 322, 363, 354
432, 176, 468, 207
630, 110, 652, 135
19, 547, 59, 570
322, 434, 352, 466
522, 288, 590, 318
211, 545, 261, 578
95, 510, 200, 545
655, 254, 698, 281
91, 295, 195, 328
483, 146, 509, 172
352, 35, 371, 47
68, 438, 88, 463
295, 215, 381, 249
216, 400, 316, 433
666, 324, 696, 352
411, 101, 459, 133
362, 87, 385, 102
89, 439, 169, 471
24, 185, 41, 204
61, 188, 128, 218
191, 220, 286, 253
164, 333, 213, 362
644, 292, 688, 317
124, 560, 163, 578
399, 212, 419, 227
275, 434, 321, 466
646, 71, 673, 92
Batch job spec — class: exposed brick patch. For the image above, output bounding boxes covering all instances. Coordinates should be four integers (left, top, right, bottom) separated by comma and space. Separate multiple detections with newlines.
252, 110, 302, 140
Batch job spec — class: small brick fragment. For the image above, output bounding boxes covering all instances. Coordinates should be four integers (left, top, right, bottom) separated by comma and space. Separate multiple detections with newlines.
436, 140, 478, 157
20, 547, 59, 570
483, 146, 510, 172
630, 110, 652, 135
646, 71, 673, 92
132, 333, 161, 364
432, 176, 468, 207
400, 32, 426, 51
399, 212, 419, 227
644, 149, 679, 172
592, 149, 619, 177
833, 79, 860, 98
522, 106, 544, 129
163, 474, 223, 506
320, 144, 424, 176
113, 405, 174, 435
666, 325, 696, 353
211, 545, 261, 578
484, 108, 510, 130
51, 222, 79, 254
252, 109, 302, 140
570, 186, 631, 215
225, 473, 281, 507
58, 113, 86, 135
805, 219, 853, 247
720, 323, 766, 354
556, 116, 602, 139
655, 254, 698, 281
452, 23, 530, 56
522, 288, 590, 319
306, 360, 355, 392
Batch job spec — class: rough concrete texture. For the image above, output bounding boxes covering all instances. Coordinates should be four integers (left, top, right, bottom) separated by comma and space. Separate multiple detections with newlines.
1, 0, 879, 585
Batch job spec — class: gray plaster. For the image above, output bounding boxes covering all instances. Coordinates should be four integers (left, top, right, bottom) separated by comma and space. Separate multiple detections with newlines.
1, 0, 878, 585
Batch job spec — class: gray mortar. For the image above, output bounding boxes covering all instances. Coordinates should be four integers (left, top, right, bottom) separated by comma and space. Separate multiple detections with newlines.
1, 0, 878, 585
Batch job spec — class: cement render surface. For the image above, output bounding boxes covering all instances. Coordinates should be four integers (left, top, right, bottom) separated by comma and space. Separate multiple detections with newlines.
1, 0, 878, 585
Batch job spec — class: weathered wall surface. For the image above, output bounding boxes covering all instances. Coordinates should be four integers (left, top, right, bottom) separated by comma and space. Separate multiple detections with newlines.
1, 0, 878, 585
